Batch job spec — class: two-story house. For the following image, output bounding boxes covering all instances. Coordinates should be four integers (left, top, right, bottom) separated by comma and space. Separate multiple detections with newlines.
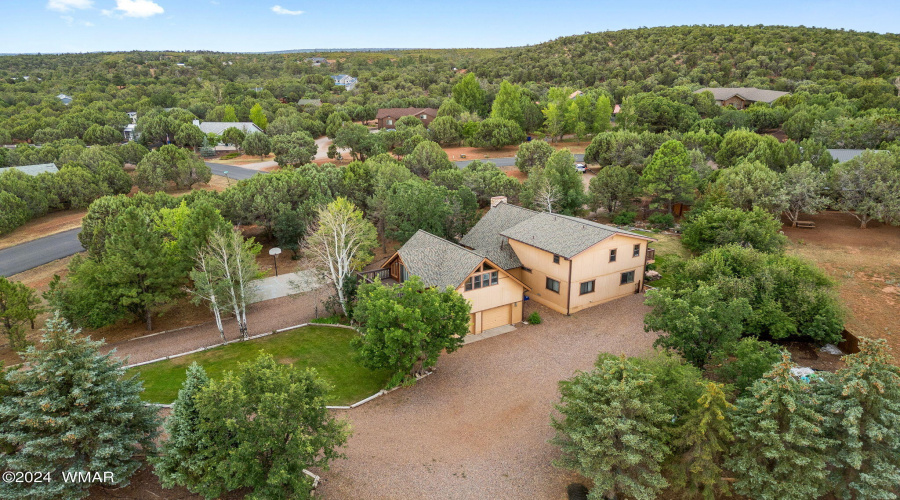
369, 230, 529, 335
331, 74, 358, 91
363, 201, 655, 335
461, 202, 655, 315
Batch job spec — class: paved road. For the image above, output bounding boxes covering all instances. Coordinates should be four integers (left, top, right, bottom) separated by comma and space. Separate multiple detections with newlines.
453, 153, 584, 169
3, 165, 266, 278
204, 161, 263, 180
0, 228, 84, 277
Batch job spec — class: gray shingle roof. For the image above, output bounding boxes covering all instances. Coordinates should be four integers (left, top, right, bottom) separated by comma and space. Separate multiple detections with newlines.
460, 203, 537, 270
694, 87, 790, 103
0, 163, 59, 176
500, 211, 649, 260
197, 122, 263, 136
397, 230, 485, 289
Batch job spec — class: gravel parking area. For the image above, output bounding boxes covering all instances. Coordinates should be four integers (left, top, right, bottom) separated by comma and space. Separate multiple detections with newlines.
316, 293, 657, 499
101, 286, 334, 365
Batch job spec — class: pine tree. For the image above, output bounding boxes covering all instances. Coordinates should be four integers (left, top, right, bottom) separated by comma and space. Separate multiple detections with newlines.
667, 381, 735, 500
151, 363, 221, 498
726, 355, 835, 500
551, 354, 671, 500
0, 276, 43, 352
0, 314, 160, 500
823, 338, 900, 500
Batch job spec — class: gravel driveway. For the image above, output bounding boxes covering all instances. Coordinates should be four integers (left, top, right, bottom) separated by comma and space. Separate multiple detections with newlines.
316, 294, 657, 499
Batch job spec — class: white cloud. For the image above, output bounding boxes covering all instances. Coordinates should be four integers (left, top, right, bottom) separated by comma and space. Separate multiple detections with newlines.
104, 0, 164, 18
272, 5, 303, 15
47, 0, 93, 12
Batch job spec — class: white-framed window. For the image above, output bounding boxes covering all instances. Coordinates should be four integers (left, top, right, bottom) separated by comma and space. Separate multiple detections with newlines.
387, 119, 393, 125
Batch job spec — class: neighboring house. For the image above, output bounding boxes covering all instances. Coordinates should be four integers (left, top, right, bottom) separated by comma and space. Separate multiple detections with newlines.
569, 90, 584, 99
826, 148, 888, 163
123, 124, 138, 142
694, 87, 790, 110
460, 201, 655, 316
368, 230, 530, 335
194, 120, 263, 136
331, 74, 358, 91
57, 93, 72, 105
375, 107, 438, 129
126, 111, 137, 124
0, 163, 59, 176
297, 98, 323, 107
306, 57, 327, 66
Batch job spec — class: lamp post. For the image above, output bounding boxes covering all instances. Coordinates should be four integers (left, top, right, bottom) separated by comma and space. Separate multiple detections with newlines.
269, 247, 282, 276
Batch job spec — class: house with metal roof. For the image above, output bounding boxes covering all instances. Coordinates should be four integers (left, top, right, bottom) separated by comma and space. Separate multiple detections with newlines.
368, 230, 530, 335
331, 74, 357, 91
193, 120, 263, 136
0, 163, 59, 176
694, 87, 790, 110
826, 148, 889, 163
57, 94, 72, 106
460, 201, 655, 315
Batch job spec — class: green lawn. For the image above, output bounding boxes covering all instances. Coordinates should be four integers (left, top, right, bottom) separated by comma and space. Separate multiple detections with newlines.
128, 325, 392, 406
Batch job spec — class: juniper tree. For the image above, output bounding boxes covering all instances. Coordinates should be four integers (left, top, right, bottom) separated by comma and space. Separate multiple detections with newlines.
0, 277, 42, 352
151, 363, 221, 498
726, 355, 835, 500
667, 381, 735, 500
192, 354, 350, 499
551, 354, 671, 500
0, 314, 160, 500
822, 338, 900, 500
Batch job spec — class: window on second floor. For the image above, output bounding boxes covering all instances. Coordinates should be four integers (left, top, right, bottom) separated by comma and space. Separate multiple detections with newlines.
464, 266, 499, 291
553, 255, 560, 264
620, 270, 635, 285
421, 114, 427, 119
633, 244, 641, 257
546, 277, 560, 293
609, 249, 617, 262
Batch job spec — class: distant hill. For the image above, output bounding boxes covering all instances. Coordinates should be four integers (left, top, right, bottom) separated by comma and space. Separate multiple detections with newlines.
469, 25, 900, 88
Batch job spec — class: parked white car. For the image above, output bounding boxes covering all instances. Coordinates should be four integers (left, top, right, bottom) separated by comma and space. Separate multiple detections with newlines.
575, 162, 586, 173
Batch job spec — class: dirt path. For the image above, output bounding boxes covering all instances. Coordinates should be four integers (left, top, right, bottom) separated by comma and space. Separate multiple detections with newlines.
101, 286, 334, 366
316, 295, 656, 499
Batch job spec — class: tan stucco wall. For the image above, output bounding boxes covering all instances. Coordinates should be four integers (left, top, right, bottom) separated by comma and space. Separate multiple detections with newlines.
510, 234, 649, 315
458, 270, 525, 314
508, 239, 571, 314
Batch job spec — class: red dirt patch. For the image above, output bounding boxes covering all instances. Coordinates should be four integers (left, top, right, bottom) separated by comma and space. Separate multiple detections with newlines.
783, 211, 900, 364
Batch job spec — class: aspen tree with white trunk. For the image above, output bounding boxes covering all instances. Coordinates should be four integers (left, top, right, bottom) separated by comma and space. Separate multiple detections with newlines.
305, 197, 378, 316
187, 252, 228, 343
202, 229, 261, 341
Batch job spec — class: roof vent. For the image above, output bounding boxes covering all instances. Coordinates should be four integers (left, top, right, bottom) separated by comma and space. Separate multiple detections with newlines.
490, 196, 507, 208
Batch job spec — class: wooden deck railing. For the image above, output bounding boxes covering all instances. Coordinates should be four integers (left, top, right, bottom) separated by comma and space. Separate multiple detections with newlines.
357, 268, 391, 284
645, 247, 656, 265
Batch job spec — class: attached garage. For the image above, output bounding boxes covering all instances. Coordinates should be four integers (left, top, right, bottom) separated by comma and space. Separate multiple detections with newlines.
481, 305, 511, 331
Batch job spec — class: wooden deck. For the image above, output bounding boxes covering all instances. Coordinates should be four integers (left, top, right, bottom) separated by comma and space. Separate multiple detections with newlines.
357, 268, 398, 285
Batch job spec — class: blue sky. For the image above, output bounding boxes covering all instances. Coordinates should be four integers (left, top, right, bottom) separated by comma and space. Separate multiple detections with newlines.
4, 0, 899, 54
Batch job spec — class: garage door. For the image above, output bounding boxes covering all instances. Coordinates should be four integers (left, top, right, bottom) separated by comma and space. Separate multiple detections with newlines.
481, 305, 510, 332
